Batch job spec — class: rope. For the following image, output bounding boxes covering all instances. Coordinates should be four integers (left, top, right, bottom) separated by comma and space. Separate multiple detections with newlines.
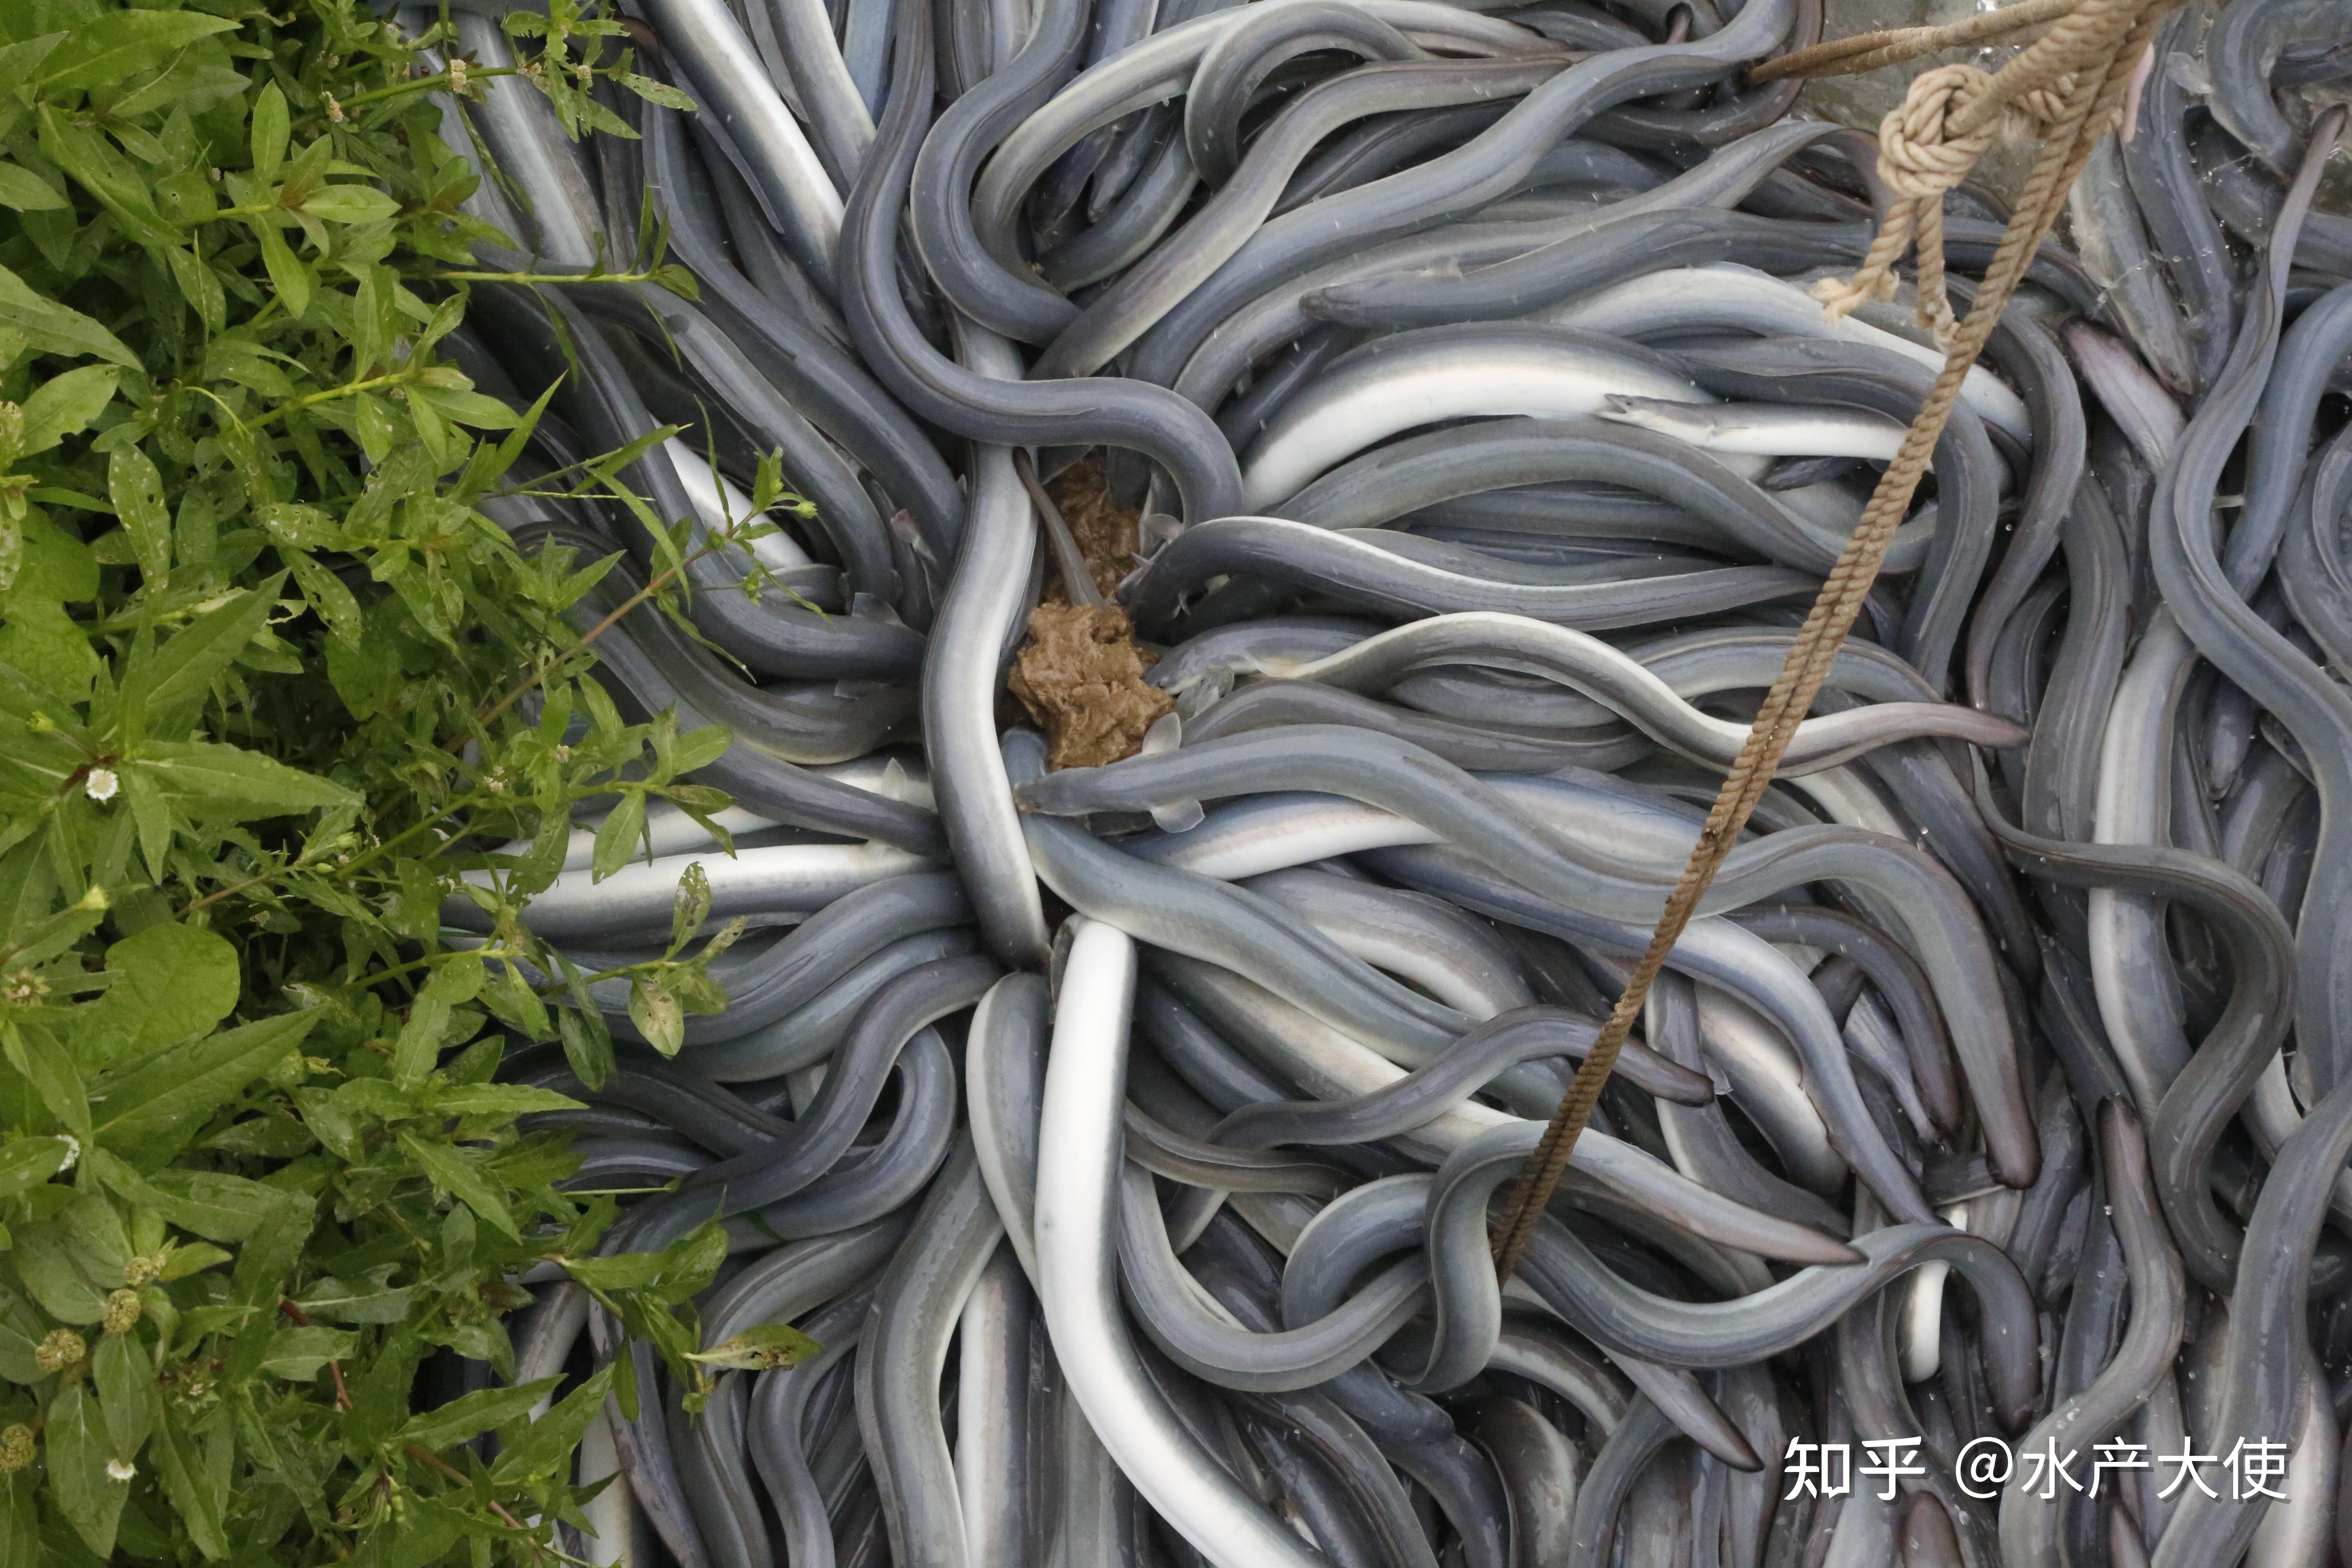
1748, 0, 2074, 85
1488, 0, 2181, 1283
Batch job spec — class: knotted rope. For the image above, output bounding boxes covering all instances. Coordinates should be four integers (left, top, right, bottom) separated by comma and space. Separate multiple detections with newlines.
1812, 60, 2066, 349
1489, 0, 2185, 1281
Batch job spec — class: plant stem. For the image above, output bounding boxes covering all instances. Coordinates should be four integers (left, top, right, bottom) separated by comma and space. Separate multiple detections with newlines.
278, 1299, 351, 1410
470, 541, 724, 731
337, 64, 524, 110
250, 366, 425, 430
417, 266, 679, 287
401, 1445, 544, 1549
180, 797, 487, 917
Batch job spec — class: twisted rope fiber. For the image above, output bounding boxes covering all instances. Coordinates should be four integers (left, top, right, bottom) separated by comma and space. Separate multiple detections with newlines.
1489, 0, 2180, 1281
1747, 0, 2076, 84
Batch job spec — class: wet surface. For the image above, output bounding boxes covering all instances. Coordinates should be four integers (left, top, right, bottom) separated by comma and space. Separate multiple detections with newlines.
1798, 0, 2352, 213
1797, 0, 2042, 204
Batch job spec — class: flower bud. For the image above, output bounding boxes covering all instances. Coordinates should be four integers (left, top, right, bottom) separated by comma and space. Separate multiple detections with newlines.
34, 1328, 85, 1374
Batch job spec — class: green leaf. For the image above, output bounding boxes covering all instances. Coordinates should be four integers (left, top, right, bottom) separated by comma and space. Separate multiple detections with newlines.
55, 1190, 131, 1284
617, 71, 695, 111
44, 1385, 129, 1558
93, 1009, 319, 1165
255, 223, 308, 320
393, 1376, 558, 1453
40, 11, 236, 91
94, 1332, 156, 1461
670, 724, 733, 776
341, 1330, 425, 1454
2, 1019, 89, 1146
298, 183, 399, 225
139, 577, 282, 724
425, 1083, 583, 1118
165, 245, 228, 334
89, 1151, 305, 1244
391, 952, 484, 1089
106, 443, 170, 581
0, 1473, 36, 1566
35, 104, 175, 251
0, 595, 98, 704
554, 958, 614, 1091
0, 34, 66, 99
74, 922, 239, 1074
396, 1133, 519, 1240
18, 364, 116, 455
478, 962, 552, 1041
151, 1411, 228, 1561
405, 387, 453, 470
686, 1322, 822, 1372
0, 885, 108, 969
668, 958, 731, 1016
627, 975, 683, 1056
292, 1274, 414, 1325
348, 1505, 464, 1568
87, 37, 245, 122
205, 341, 297, 403
323, 1076, 416, 1126
154, 1241, 231, 1282
0, 262, 137, 368
0, 8, 790, 1530
353, 391, 399, 464
410, 384, 519, 429
0, 1136, 72, 1201
227, 1187, 313, 1312
590, 791, 645, 880
274, 128, 333, 210
127, 739, 359, 818
261, 1323, 354, 1380
324, 602, 402, 717
2, 510, 96, 601
0, 164, 65, 213
553, 1251, 666, 1295
562, 1220, 724, 1306
250, 80, 288, 182
9, 1217, 109, 1322
285, 548, 362, 647
488, 1362, 612, 1483
109, 768, 171, 870
670, 860, 710, 953
0, 1283, 49, 1384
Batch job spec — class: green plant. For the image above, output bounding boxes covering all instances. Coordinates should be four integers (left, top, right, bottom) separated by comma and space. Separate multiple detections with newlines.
0, 0, 802, 1560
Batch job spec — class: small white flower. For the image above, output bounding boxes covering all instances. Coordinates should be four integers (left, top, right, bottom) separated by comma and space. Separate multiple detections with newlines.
83, 768, 118, 803
56, 1135, 78, 1172
105, 1459, 135, 1483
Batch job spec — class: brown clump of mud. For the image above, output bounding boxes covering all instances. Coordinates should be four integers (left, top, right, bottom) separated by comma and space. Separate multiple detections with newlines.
1042, 452, 1140, 604
1009, 603, 1173, 768
1007, 454, 1172, 768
